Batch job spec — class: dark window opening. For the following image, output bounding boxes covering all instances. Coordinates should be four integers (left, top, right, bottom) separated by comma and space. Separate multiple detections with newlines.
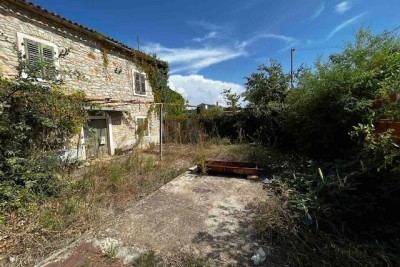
134, 72, 146, 95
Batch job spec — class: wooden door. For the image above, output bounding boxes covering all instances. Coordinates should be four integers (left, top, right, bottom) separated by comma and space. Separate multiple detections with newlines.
84, 119, 108, 158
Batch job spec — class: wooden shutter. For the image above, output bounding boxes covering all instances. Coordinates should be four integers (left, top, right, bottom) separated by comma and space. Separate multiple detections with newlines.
140, 74, 146, 95
41, 45, 55, 80
24, 38, 41, 78
135, 72, 140, 94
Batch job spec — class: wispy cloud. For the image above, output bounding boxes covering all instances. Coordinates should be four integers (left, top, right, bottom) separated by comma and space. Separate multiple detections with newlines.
187, 20, 226, 32
144, 31, 297, 73
237, 33, 298, 53
335, 1, 351, 14
142, 43, 246, 74
309, 2, 325, 21
237, 33, 296, 49
327, 12, 367, 39
193, 31, 219, 42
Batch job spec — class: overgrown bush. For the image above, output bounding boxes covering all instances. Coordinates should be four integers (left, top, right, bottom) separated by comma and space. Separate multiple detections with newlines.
286, 28, 400, 158
250, 28, 400, 266
0, 76, 87, 217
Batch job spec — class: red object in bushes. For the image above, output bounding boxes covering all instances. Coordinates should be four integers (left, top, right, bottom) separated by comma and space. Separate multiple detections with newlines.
374, 120, 400, 143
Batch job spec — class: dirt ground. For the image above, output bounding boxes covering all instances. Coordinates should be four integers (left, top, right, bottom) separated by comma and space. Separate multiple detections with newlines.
36, 172, 269, 266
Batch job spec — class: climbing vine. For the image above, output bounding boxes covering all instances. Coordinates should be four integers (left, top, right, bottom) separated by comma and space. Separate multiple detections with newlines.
0, 75, 88, 216
93, 31, 169, 103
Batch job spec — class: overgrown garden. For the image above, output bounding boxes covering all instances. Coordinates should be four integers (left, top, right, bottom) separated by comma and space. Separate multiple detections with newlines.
1, 26, 399, 266
190, 28, 399, 266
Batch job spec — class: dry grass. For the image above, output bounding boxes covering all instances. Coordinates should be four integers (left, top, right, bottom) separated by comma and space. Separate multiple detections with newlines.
0, 142, 256, 266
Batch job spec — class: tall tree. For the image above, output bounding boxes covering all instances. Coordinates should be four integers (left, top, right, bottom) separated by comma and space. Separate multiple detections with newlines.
243, 59, 290, 145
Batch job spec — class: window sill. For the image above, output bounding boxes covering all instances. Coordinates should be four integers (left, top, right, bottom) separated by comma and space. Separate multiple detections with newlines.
133, 92, 147, 97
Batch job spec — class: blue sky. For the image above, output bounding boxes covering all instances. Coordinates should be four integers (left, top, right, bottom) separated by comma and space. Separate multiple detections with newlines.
33, 0, 399, 105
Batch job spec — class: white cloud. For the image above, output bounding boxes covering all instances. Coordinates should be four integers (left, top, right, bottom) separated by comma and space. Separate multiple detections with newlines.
169, 75, 244, 106
335, 1, 351, 14
193, 31, 219, 42
309, 3, 325, 21
143, 43, 246, 74
143, 32, 296, 73
327, 12, 367, 39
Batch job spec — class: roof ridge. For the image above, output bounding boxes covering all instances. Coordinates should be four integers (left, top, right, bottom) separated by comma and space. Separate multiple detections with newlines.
5, 0, 167, 66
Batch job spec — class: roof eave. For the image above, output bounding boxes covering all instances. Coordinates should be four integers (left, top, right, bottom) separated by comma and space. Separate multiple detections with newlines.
6, 0, 168, 69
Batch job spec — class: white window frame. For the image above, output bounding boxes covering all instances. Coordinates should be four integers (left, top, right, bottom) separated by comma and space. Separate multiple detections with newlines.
132, 70, 147, 96
135, 116, 150, 137
16, 32, 60, 81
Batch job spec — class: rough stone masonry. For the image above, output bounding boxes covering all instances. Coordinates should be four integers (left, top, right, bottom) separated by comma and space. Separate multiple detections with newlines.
0, 0, 161, 159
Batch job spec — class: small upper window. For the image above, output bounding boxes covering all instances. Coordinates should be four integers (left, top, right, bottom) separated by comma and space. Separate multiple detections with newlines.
23, 38, 56, 80
134, 72, 146, 95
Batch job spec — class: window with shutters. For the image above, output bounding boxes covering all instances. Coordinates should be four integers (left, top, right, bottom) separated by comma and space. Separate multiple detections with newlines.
136, 117, 149, 137
134, 72, 146, 95
17, 33, 58, 81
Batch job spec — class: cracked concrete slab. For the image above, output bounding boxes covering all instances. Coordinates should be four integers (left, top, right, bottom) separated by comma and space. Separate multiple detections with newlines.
39, 172, 268, 266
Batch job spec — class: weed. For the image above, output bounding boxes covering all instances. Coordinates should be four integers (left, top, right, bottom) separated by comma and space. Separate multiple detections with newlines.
79, 262, 93, 267
104, 244, 118, 260
39, 209, 63, 230
62, 197, 79, 215
197, 150, 207, 175
108, 164, 125, 189
132, 251, 159, 267
71, 178, 92, 196
144, 156, 156, 172
179, 254, 211, 267
4, 143, 252, 264
140, 179, 153, 195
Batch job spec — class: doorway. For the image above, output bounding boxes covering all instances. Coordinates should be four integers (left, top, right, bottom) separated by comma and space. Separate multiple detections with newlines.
84, 118, 109, 158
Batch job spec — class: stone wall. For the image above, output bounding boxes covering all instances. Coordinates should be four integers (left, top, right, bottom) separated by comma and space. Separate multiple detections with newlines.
0, 1, 160, 158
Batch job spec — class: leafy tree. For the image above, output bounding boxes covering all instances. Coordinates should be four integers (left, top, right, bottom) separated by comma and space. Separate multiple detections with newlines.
163, 87, 185, 118
243, 59, 290, 145
222, 88, 241, 112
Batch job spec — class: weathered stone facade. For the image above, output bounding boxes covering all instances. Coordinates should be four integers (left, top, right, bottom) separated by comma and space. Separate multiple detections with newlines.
0, 0, 160, 159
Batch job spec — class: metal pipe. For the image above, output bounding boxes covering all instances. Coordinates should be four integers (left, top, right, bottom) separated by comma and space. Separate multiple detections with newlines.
159, 104, 163, 160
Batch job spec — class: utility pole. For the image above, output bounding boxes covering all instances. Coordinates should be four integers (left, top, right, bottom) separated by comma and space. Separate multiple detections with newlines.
159, 104, 163, 160
290, 48, 295, 88
137, 36, 140, 51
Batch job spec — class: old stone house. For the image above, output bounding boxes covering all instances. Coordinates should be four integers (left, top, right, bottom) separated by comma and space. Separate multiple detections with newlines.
0, 0, 165, 160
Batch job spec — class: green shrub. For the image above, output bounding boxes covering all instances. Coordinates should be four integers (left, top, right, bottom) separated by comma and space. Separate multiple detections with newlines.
250, 28, 400, 266
144, 156, 156, 172
132, 251, 159, 267
107, 164, 125, 189
62, 197, 80, 215
0, 76, 87, 216
103, 244, 118, 260
40, 209, 63, 230
285, 28, 400, 158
